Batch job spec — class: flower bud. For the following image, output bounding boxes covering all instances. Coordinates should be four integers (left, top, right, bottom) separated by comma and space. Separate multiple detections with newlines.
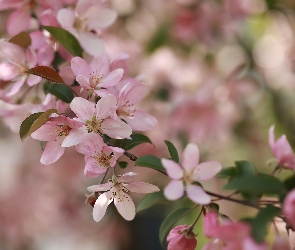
167, 225, 197, 250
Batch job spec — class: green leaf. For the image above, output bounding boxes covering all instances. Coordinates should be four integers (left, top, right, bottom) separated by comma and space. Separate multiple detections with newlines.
120, 134, 154, 150
118, 161, 128, 169
43, 26, 83, 57
235, 160, 256, 176
44, 83, 74, 103
223, 174, 287, 197
218, 167, 236, 178
283, 175, 295, 191
164, 140, 179, 163
159, 207, 191, 246
251, 205, 281, 243
136, 192, 166, 213
135, 155, 165, 173
20, 109, 58, 141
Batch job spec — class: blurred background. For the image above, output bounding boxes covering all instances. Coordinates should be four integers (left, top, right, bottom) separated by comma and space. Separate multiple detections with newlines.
1, 0, 295, 249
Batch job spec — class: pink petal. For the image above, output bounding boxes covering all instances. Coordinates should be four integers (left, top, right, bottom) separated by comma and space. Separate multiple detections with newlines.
93, 191, 113, 222
118, 172, 137, 183
125, 182, 160, 193
78, 33, 104, 56
6, 76, 25, 96
164, 180, 184, 200
0, 63, 19, 80
78, 133, 104, 155
31, 123, 59, 141
193, 161, 222, 181
25, 47, 37, 68
87, 6, 117, 30
71, 57, 91, 78
39, 9, 60, 26
204, 212, 219, 238
61, 128, 87, 147
101, 119, 132, 139
37, 45, 54, 66
114, 191, 135, 221
87, 183, 113, 192
76, 75, 90, 89
84, 157, 107, 178
182, 143, 199, 173
161, 159, 183, 179
40, 139, 65, 165
57, 8, 75, 28
124, 110, 158, 131
7, 8, 31, 36
27, 74, 41, 86
121, 82, 147, 106
101, 68, 124, 88
0, 40, 25, 68
95, 94, 117, 120
70, 97, 95, 121
186, 184, 211, 204
90, 52, 110, 76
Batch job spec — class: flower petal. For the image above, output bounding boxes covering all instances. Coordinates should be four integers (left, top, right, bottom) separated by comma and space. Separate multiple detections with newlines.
84, 157, 107, 178
87, 183, 113, 192
182, 143, 199, 173
125, 182, 160, 193
101, 119, 132, 139
186, 184, 211, 204
78, 33, 104, 57
61, 128, 86, 147
31, 123, 59, 141
95, 94, 117, 120
114, 191, 135, 221
164, 180, 184, 200
70, 97, 95, 121
7, 8, 30, 36
71, 56, 91, 78
90, 51, 110, 76
118, 172, 137, 183
161, 158, 183, 179
40, 139, 65, 165
124, 110, 157, 131
193, 161, 222, 181
93, 191, 113, 222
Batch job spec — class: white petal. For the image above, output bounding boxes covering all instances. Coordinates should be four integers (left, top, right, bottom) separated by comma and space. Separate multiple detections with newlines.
88, 183, 113, 192
78, 33, 104, 57
95, 94, 117, 120
114, 191, 135, 221
186, 185, 211, 204
182, 143, 199, 173
161, 159, 183, 179
194, 161, 222, 181
93, 191, 113, 222
126, 182, 160, 193
70, 97, 95, 121
118, 172, 137, 183
164, 180, 184, 200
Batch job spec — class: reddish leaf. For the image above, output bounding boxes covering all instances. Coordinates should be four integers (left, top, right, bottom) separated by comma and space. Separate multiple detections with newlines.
26, 66, 65, 84
8, 32, 31, 48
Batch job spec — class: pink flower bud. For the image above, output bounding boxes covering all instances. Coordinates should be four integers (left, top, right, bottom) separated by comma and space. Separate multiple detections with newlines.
283, 188, 295, 230
167, 225, 197, 250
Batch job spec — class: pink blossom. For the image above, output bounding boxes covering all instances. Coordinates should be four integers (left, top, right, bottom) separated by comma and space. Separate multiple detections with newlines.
76, 133, 124, 177
114, 80, 158, 131
283, 188, 295, 230
87, 172, 159, 222
71, 53, 124, 96
161, 143, 222, 204
70, 96, 132, 139
167, 225, 197, 250
272, 235, 291, 250
57, 0, 117, 56
269, 125, 295, 171
31, 115, 84, 165
0, 40, 41, 96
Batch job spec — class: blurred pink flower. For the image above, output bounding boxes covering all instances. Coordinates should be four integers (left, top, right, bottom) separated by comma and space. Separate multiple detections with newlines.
70, 95, 132, 139
167, 225, 197, 250
71, 52, 124, 96
272, 235, 291, 250
87, 172, 160, 222
31, 115, 84, 165
0, 40, 41, 96
57, 0, 117, 56
269, 125, 295, 171
161, 143, 221, 204
76, 133, 124, 178
283, 188, 295, 230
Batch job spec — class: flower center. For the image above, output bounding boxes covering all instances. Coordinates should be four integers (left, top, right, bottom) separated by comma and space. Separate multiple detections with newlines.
85, 115, 103, 133
117, 101, 134, 117
56, 125, 71, 137
89, 72, 104, 88
73, 17, 88, 32
111, 184, 130, 202
94, 152, 113, 167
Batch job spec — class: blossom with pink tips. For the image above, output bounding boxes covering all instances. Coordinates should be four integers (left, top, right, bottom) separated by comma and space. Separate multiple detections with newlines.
167, 225, 197, 250
0, 40, 41, 96
87, 172, 160, 222
57, 0, 117, 56
70, 95, 132, 139
31, 115, 84, 165
76, 133, 124, 177
114, 80, 158, 131
283, 188, 295, 230
71, 53, 124, 97
161, 143, 222, 204
269, 125, 295, 171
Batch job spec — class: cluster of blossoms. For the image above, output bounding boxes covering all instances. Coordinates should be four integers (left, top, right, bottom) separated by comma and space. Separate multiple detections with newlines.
1, 0, 295, 249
